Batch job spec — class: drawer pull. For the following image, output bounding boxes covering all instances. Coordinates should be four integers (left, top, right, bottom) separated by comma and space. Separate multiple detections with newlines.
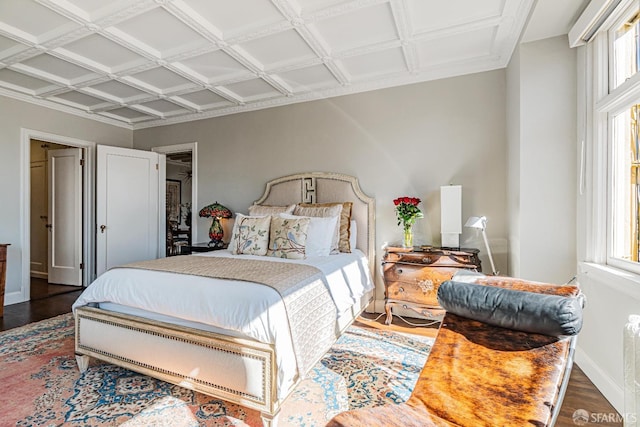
397, 268, 403, 274
398, 287, 404, 292
422, 257, 431, 263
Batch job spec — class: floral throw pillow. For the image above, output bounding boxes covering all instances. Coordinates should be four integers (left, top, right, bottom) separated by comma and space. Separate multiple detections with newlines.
267, 216, 310, 259
229, 214, 271, 256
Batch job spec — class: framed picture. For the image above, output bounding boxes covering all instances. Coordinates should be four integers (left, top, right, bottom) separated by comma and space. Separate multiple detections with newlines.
166, 179, 181, 224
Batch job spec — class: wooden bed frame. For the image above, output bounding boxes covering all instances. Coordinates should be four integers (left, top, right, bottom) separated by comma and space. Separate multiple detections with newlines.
74, 172, 375, 427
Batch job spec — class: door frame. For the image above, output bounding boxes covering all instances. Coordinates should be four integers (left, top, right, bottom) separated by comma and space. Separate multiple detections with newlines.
152, 142, 198, 242
17, 128, 95, 304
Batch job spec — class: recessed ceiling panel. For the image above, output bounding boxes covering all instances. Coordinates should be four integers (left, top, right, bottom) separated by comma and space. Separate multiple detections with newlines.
0, 0, 76, 40
296, 0, 346, 14
342, 48, 407, 80
416, 27, 496, 66
0, 68, 55, 92
185, 0, 285, 37
128, 67, 195, 92
61, 34, 143, 70
104, 106, 151, 120
177, 50, 251, 83
277, 64, 339, 92
314, 3, 398, 53
88, 80, 148, 100
63, 0, 141, 20
239, 29, 317, 69
138, 99, 187, 114
177, 90, 232, 107
20, 54, 98, 81
409, 0, 505, 33
53, 90, 107, 108
113, 7, 208, 55
223, 78, 280, 101
0, 34, 26, 56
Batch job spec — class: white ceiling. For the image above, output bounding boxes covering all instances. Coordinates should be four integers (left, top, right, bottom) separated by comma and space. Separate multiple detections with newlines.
0, 0, 583, 130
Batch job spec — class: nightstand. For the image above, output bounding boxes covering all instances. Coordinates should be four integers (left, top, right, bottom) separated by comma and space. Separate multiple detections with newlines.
382, 246, 481, 325
189, 242, 228, 253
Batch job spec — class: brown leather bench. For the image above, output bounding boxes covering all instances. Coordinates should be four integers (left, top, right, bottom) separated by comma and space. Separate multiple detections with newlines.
327, 276, 583, 427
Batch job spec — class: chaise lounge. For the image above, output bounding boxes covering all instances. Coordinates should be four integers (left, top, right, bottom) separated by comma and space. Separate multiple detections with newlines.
327, 275, 584, 427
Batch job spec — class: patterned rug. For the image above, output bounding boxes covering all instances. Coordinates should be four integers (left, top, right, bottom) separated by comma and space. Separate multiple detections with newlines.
0, 314, 433, 426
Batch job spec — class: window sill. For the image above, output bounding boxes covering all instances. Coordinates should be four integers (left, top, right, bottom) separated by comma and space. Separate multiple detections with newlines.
579, 262, 640, 300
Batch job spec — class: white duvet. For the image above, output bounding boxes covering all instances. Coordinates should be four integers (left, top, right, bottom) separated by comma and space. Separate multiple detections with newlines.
72, 249, 373, 397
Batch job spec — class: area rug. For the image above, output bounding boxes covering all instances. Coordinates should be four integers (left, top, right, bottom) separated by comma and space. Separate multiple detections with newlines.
0, 314, 433, 426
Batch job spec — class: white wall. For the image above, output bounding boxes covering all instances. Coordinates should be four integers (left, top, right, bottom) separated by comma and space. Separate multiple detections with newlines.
506, 36, 577, 285
133, 70, 509, 308
0, 96, 133, 301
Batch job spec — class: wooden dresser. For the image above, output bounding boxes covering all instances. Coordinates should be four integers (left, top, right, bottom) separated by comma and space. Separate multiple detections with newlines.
0, 244, 9, 318
383, 246, 481, 325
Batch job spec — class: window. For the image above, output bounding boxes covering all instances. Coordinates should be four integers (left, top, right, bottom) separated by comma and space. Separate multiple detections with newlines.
586, 0, 640, 274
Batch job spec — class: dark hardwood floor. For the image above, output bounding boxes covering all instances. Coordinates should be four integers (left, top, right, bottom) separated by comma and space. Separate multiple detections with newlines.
1, 296, 622, 426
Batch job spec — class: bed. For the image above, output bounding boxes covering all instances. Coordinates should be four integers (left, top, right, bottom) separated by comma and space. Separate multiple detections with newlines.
73, 172, 376, 427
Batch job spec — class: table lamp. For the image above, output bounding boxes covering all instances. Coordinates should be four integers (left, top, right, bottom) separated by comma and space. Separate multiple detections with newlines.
199, 202, 232, 248
464, 216, 498, 275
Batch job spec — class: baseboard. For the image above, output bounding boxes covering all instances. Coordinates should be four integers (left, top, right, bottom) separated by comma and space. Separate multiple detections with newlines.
575, 345, 624, 414
4, 290, 26, 305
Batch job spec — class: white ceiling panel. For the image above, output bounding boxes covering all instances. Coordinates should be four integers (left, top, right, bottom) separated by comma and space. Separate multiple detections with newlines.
342, 48, 407, 81
239, 29, 318, 69
223, 78, 281, 101
176, 49, 251, 83
0, 0, 571, 129
112, 7, 209, 56
0, 68, 55, 92
314, 3, 398, 53
86, 80, 149, 100
416, 27, 496, 66
408, 0, 505, 33
277, 64, 339, 92
184, 0, 286, 38
59, 34, 143, 70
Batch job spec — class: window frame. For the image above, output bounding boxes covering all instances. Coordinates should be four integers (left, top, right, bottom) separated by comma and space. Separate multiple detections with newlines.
588, 0, 640, 275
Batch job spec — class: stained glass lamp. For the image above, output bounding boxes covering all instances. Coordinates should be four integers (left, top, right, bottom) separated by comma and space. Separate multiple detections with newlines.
199, 202, 233, 248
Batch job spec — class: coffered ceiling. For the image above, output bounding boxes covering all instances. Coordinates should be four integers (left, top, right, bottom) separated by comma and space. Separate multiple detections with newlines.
0, 0, 537, 129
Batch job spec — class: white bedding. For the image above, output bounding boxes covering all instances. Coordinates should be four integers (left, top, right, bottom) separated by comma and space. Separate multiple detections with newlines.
72, 249, 373, 398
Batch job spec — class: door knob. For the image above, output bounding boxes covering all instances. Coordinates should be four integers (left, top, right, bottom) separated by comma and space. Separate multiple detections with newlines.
100, 225, 106, 233
45, 224, 52, 231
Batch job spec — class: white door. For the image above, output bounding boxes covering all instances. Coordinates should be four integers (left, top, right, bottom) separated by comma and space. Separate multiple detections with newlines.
48, 148, 83, 286
96, 145, 164, 276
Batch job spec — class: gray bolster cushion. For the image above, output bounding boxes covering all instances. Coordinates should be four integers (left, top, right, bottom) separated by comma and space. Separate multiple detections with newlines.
437, 281, 583, 337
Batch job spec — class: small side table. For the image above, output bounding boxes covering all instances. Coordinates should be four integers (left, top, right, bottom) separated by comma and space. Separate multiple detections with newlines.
382, 245, 481, 325
0, 244, 10, 318
189, 242, 228, 253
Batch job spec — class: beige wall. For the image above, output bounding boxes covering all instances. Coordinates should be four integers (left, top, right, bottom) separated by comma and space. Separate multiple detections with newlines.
507, 36, 577, 284
134, 70, 508, 307
0, 96, 133, 298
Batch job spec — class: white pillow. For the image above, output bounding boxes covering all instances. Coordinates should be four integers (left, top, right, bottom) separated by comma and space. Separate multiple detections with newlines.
280, 213, 338, 257
229, 213, 271, 256
292, 204, 343, 254
349, 219, 357, 251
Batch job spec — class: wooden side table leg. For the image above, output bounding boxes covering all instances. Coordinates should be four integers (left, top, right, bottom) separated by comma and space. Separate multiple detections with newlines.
384, 302, 393, 325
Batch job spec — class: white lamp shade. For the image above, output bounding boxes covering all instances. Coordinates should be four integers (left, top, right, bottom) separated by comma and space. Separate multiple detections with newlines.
464, 216, 487, 230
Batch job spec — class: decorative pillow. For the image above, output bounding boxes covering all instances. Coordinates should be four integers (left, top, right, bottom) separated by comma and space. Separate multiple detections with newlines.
437, 281, 584, 337
281, 213, 338, 257
248, 204, 295, 216
293, 204, 342, 254
267, 216, 310, 259
297, 202, 352, 253
229, 214, 271, 256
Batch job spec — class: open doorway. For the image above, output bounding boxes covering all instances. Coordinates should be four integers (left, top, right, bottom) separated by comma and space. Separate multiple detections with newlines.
152, 142, 198, 257
29, 139, 84, 300
165, 151, 192, 256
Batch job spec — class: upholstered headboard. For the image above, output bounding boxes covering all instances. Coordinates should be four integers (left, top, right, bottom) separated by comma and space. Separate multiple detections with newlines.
254, 172, 375, 275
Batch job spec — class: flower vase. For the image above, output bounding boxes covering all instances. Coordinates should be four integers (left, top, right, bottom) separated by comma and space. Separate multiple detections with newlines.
403, 226, 413, 248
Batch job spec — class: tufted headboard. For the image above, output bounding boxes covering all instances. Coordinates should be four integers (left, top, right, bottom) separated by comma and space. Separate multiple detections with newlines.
254, 172, 375, 276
